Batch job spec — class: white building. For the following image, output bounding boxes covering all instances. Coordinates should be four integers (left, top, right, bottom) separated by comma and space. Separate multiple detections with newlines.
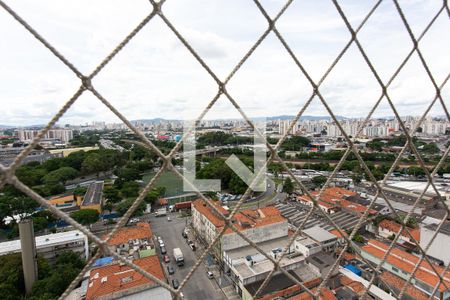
16, 129, 74, 143
0, 230, 89, 262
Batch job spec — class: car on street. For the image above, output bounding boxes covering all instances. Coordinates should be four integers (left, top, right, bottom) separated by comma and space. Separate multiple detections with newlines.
159, 241, 165, 248
182, 230, 187, 238
163, 255, 170, 263
172, 279, 180, 289
167, 265, 175, 275
167, 217, 171, 222
161, 246, 167, 254
207, 271, 214, 279
129, 218, 139, 224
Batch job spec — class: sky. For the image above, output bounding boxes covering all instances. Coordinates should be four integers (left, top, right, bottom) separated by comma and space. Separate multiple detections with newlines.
0, 0, 449, 126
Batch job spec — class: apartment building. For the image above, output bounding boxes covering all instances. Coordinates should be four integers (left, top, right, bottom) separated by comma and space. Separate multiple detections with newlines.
15, 128, 73, 143
0, 230, 88, 263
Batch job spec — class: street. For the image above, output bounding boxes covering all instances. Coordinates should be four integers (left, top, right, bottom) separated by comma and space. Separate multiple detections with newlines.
149, 212, 225, 300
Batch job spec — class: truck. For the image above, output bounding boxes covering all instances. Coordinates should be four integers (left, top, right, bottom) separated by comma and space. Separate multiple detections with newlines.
174, 201, 192, 211
173, 248, 184, 266
155, 208, 167, 217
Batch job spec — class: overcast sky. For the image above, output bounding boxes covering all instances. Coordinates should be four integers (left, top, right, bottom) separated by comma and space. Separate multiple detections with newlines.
0, 0, 449, 126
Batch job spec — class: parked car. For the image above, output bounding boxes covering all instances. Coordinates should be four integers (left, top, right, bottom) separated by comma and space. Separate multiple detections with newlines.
182, 231, 187, 238
167, 217, 171, 222
161, 246, 167, 254
129, 218, 139, 224
167, 265, 175, 275
172, 279, 180, 289
163, 255, 170, 263
159, 241, 165, 248
207, 271, 214, 279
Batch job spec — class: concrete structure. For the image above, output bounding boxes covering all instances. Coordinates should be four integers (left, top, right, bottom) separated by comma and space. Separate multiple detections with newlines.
191, 199, 287, 258
0, 146, 60, 166
19, 219, 38, 295
361, 239, 450, 299
81, 181, 104, 213
0, 230, 89, 262
294, 226, 338, 257
420, 222, 450, 265
85, 255, 170, 300
16, 128, 73, 143
48, 146, 99, 157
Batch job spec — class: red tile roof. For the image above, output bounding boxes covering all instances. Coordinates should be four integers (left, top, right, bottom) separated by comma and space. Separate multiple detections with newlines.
362, 239, 450, 292
104, 222, 152, 246
85, 256, 165, 300
380, 271, 429, 300
378, 219, 420, 241
297, 188, 377, 215
192, 199, 286, 234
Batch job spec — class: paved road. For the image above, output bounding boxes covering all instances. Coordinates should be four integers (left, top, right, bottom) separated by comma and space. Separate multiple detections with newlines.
149, 213, 225, 300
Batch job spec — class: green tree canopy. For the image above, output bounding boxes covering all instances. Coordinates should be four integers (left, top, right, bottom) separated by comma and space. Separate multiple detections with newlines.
70, 209, 99, 225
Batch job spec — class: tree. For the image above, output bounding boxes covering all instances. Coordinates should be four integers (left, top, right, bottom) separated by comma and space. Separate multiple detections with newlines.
312, 175, 327, 187
117, 167, 141, 182
81, 153, 105, 176
73, 186, 87, 196
103, 187, 121, 203
65, 150, 87, 170
0, 195, 39, 226
0, 253, 51, 299
43, 167, 79, 185
120, 181, 140, 198
103, 202, 114, 214
31, 251, 84, 299
283, 177, 294, 194
116, 198, 145, 217
70, 209, 99, 225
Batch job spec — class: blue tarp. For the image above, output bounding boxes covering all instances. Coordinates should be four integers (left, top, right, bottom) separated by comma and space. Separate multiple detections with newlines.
93, 257, 114, 267
343, 264, 362, 276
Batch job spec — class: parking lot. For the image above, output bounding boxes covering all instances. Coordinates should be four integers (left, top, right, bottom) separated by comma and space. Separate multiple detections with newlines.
149, 212, 225, 300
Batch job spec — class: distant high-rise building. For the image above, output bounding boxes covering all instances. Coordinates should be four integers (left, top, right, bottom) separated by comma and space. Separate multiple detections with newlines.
15, 129, 73, 143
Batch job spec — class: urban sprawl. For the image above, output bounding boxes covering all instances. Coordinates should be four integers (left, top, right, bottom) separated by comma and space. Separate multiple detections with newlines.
0, 115, 449, 300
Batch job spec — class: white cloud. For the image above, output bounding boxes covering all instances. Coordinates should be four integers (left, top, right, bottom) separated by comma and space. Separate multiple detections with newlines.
0, 0, 448, 126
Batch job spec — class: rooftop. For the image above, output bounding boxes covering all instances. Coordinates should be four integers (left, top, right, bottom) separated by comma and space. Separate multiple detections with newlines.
104, 222, 153, 246
425, 222, 450, 236
302, 226, 337, 243
288, 287, 337, 300
380, 271, 429, 300
192, 199, 286, 234
378, 219, 420, 241
362, 239, 450, 292
0, 230, 86, 256
298, 187, 377, 215
82, 181, 104, 206
85, 255, 165, 300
